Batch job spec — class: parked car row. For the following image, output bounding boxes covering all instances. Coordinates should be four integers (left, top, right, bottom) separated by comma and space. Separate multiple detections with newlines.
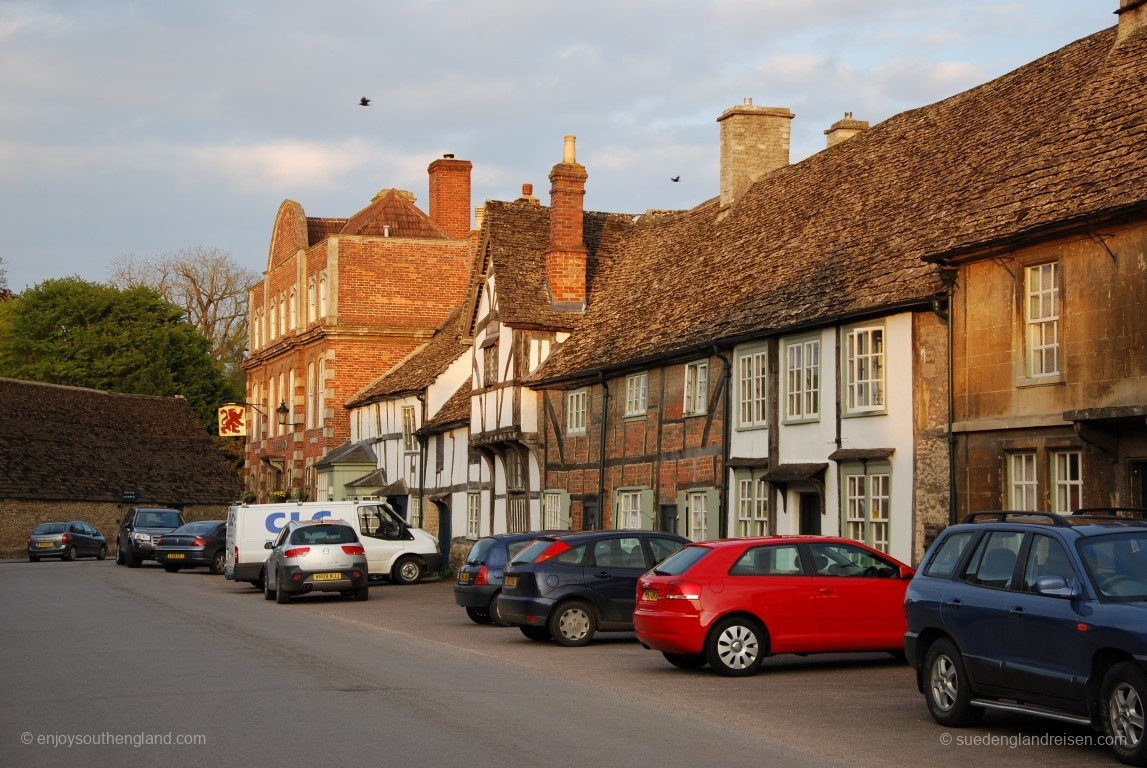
27, 521, 107, 561
454, 510, 1147, 766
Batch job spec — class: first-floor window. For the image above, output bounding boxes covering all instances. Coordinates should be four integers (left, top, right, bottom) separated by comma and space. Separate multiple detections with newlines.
618, 490, 642, 530
567, 389, 587, 435
684, 360, 709, 416
736, 347, 767, 428
624, 372, 648, 417
735, 472, 768, 537
402, 406, 418, 453
466, 492, 481, 539
785, 337, 821, 421
845, 325, 885, 413
1052, 450, 1082, 513
1008, 453, 1038, 510
843, 465, 891, 552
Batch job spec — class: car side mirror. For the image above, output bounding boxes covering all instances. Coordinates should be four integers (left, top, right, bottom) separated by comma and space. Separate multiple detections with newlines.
900, 565, 915, 580
1034, 575, 1079, 598
264, 541, 274, 550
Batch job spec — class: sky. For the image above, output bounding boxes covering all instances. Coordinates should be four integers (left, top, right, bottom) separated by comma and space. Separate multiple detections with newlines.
0, 0, 1119, 293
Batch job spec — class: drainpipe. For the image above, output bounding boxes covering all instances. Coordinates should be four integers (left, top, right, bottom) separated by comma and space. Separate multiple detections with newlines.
597, 373, 609, 531
713, 346, 733, 538
939, 268, 959, 526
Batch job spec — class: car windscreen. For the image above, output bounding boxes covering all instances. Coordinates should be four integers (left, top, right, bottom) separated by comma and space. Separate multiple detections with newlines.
649, 545, 712, 575
32, 523, 66, 535
289, 525, 358, 546
465, 538, 495, 565
172, 521, 222, 535
511, 538, 554, 565
139, 511, 182, 527
1079, 532, 1147, 601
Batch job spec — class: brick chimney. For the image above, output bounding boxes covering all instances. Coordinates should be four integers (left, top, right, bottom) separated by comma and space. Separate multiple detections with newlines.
545, 136, 589, 311
1117, 0, 1147, 43
718, 98, 793, 208
427, 154, 472, 240
825, 112, 870, 148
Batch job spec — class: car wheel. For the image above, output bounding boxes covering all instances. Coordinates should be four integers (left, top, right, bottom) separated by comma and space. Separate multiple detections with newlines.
353, 586, 369, 602
124, 545, 140, 568
466, 607, 493, 625
519, 626, 552, 641
392, 557, 424, 585
663, 652, 708, 670
924, 638, 983, 727
62, 545, 77, 562
115, 544, 125, 565
705, 616, 766, 676
96, 545, 107, 561
163, 564, 181, 573
1102, 662, 1147, 765
274, 571, 290, 604
263, 574, 276, 601
549, 600, 597, 647
490, 592, 511, 627
209, 550, 225, 575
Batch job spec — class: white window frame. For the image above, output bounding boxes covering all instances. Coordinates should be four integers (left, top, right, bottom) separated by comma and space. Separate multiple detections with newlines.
543, 492, 562, 529
1008, 452, 1038, 510
618, 490, 642, 530
735, 346, 767, 429
1025, 262, 1060, 378
402, 406, 418, 454
307, 280, 315, 324
1051, 450, 1082, 513
843, 465, 891, 553
316, 358, 326, 427
689, 490, 709, 541
567, 389, 587, 435
684, 360, 709, 416
624, 372, 648, 417
845, 325, 885, 414
784, 336, 821, 422
467, 492, 481, 539
735, 471, 769, 537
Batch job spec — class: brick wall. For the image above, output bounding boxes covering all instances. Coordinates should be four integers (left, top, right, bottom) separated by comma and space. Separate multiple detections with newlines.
544, 159, 588, 305
427, 157, 473, 240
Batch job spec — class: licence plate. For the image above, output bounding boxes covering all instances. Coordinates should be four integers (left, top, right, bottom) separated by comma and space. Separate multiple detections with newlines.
458, 572, 470, 583
36, 542, 54, 548
642, 589, 659, 602
504, 576, 518, 589
312, 573, 342, 581
167, 553, 185, 559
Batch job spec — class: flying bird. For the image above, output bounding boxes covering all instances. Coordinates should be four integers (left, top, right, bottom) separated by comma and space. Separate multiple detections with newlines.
670, 176, 680, 182
360, 97, 371, 106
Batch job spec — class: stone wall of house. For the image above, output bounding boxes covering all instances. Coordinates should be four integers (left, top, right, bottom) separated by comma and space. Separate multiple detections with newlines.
912, 309, 953, 564
0, 500, 231, 559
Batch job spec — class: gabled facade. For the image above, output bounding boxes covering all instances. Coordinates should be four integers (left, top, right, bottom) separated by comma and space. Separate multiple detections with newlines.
243, 157, 473, 502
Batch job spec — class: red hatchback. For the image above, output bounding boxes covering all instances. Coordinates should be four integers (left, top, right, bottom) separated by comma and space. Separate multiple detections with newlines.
634, 536, 915, 676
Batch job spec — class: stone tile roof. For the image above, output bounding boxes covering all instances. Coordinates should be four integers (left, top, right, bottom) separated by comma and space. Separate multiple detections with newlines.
472, 200, 636, 333
532, 26, 1146, 383
418, 382, 471, 435
0, 378, 242, 505
338, 189, 450, 240
346, 308, 471, 407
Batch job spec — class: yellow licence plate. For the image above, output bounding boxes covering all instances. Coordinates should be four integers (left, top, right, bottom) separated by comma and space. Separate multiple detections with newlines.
504, 576, 518, 589
36, 542, 54, 548
642, 589, 659, 601
458, 572, 470, 583
167, 553, 185, 559
311, 573, 342, 581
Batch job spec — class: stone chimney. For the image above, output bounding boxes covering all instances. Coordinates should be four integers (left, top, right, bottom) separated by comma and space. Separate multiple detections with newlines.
427, 154, 472, 240
1117, 0, 1147, 43
544, 136, 588, 311
825, 112, 870, 148
717, 98, 793, 208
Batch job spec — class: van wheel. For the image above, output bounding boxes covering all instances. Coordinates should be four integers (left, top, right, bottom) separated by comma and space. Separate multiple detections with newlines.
392, 557, 424, 585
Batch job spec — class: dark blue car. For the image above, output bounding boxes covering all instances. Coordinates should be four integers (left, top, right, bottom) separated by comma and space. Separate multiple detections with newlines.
454, 531, 564, 625
905, 510, 1147, 766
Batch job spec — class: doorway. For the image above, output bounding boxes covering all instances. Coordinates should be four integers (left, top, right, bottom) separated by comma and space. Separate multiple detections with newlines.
799, 493, 821, 535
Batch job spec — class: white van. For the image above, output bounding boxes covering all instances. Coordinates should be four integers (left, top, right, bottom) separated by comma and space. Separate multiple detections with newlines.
225, 500, 442, 588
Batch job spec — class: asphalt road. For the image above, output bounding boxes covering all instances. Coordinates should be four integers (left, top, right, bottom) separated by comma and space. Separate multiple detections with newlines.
0, 559, 1123, 768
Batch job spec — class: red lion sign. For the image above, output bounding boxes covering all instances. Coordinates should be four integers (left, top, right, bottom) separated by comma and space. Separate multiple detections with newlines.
217, 404, 247, 437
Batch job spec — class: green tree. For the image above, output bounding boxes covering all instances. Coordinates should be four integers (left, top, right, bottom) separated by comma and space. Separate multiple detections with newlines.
0, 277, 235, 431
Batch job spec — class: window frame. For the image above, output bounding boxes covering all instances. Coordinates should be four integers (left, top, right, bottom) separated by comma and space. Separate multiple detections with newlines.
401, 406, 418, 454
624, 372, 648, 418
734, 344, 768, 429
683, 359, 709, 417
1008, 452, 1038, 511
841, 462, 891, 552
734, 469, 769, 537
783, 335, 821, 423
843, 323, 886, 415
1051, 449, 1082, 513
1024, 261, 1060, 379
466, 492, 481, 539
566, 389, 588, 436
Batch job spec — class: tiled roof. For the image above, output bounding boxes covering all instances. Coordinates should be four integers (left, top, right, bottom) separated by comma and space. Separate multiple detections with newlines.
346, 308, 471, 407
0, 378, 242, 504
532, 25, 1146, 383
338, 189, 450, 240
475, 201, 636, 332
306, 218, 346, 246
418, 382, 471, 434
313, 440, 376, 469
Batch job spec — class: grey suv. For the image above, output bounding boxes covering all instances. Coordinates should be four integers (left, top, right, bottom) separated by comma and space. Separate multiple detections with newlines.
116, 507, 185, 567
263, 519, 369, 604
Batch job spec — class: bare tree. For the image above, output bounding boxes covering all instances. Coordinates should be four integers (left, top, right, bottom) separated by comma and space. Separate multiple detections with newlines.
0, 256, 11, 300
110, 246, 259, 376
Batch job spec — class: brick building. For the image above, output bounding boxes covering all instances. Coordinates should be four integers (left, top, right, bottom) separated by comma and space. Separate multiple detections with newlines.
243, 156, 474, 501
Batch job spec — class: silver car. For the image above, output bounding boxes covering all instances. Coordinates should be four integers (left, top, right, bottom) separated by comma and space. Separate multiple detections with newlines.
263, 519, 369, 604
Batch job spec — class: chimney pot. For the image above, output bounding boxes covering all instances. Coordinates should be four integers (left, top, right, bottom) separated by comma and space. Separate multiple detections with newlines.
443, 153, 454, 159
562, 135, 577, 164
523, 183, 533, 196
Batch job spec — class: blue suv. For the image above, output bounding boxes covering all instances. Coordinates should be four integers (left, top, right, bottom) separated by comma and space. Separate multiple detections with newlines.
905, 510, 1147, 766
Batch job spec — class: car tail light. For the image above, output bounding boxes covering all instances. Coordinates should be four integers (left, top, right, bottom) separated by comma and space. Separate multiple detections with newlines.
664, 580, 702, 600
284, 547, 311, 558
535, 540, 571, 563
474, 565, 488, 586
341, 544, 365, 555
61, 533, 70, 544
27, 536, 32, 547
192, 537, 208, 547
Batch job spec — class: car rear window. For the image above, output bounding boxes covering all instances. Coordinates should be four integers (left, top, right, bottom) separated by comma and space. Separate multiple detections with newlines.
465, 538, 495, 565
289, 525, 358, 545
32, 523, 66, 534
512, 538, 554, 564
650, 545, 711, 575
174, 521, 221, 535
923, 531, 978, 578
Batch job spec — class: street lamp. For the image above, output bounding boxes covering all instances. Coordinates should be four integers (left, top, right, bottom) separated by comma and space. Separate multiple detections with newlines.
276, 401, 302, 428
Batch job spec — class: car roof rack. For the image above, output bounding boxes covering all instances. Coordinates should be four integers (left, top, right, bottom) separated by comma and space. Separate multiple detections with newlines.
1073, 507, 1147, 519
961, 510, 1070, 527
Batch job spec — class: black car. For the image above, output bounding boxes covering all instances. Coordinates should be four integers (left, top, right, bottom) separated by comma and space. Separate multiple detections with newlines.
454, 531, 563, 625
905, 509, 1147, 766
154, 520, 227, 574
499, 530, 689, 646
116, 507, 185, 567
27, 521, 106, 562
